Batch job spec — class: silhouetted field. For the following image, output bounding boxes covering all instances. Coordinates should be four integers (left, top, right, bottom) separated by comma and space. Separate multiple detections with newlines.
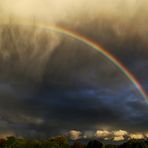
0, 136, 148, 148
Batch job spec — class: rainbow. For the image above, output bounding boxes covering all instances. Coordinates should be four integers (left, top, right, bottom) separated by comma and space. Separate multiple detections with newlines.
1, 22, 148, 102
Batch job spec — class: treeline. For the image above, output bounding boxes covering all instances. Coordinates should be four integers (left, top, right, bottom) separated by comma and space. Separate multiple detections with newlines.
0, 136, 148, 148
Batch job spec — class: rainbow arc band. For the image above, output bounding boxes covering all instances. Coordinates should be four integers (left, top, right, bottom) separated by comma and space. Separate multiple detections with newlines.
1, 22, 147, 102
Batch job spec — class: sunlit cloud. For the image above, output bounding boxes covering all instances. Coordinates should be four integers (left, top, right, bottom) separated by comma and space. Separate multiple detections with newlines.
95, 130, 111, 138
68, 129, 148, 141
68, 130, 82, 140
129, 133, 145, 140
113, 130, 128, 136
145, 134, 148, 138
113, 136, 125, 141
113, 130, 128, 141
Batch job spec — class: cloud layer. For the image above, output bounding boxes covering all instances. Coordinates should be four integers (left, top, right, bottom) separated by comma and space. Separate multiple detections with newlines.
68, 130, 148, 141
0, 0, 147, 139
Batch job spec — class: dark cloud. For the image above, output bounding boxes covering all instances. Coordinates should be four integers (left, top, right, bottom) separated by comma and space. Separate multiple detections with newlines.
58, 14, 148, 91
0, 12, 147, 139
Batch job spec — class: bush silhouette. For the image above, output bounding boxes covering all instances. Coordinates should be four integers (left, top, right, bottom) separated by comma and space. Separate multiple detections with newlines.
0, 137, 148, 148
86, 140, 105, 148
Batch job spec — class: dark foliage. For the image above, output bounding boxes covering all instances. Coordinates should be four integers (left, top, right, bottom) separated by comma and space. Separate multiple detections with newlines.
86, 140, 105, 148
72, 141, 85, 148
0, 137, 148, 148
119, 139, 148, 148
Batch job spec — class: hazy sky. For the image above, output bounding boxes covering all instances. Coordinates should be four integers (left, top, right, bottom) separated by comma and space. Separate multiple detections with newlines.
0, 0, 148, 23
0, 0, 148, 140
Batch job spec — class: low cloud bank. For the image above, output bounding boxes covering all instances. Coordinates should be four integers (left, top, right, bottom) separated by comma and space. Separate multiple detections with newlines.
67, 130, 148, 141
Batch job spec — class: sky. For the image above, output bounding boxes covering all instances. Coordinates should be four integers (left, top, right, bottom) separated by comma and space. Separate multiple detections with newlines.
0, 0, 148, 141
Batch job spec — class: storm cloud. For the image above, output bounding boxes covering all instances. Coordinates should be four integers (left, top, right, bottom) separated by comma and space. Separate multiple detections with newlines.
0, 0, 147, 139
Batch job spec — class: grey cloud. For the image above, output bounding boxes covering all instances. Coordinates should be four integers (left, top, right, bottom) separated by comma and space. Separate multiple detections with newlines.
0, 0, 147, 138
